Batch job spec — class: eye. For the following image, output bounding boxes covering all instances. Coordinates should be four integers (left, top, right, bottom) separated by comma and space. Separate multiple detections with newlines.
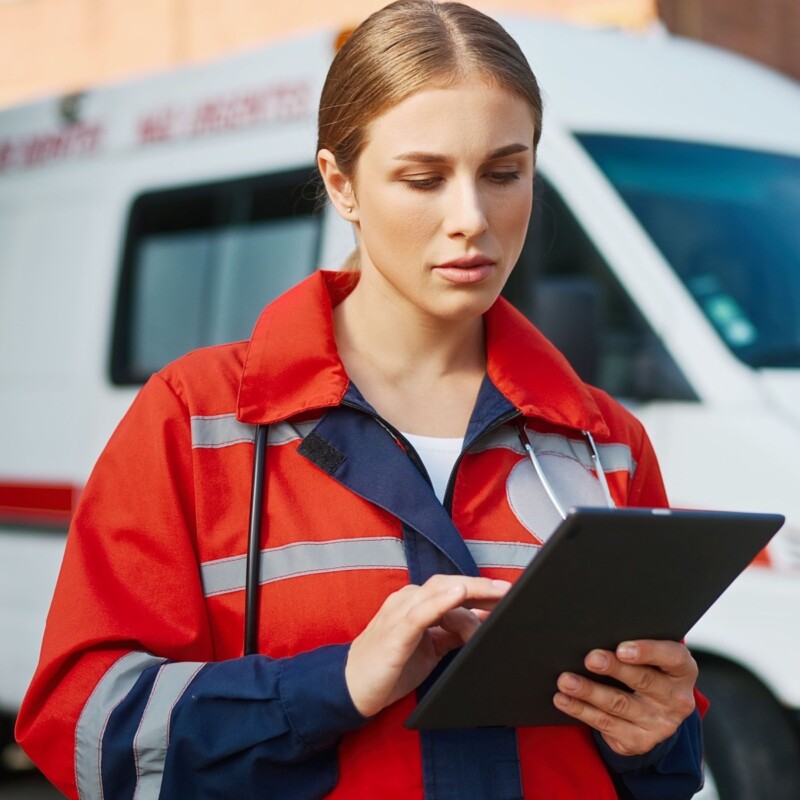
487, 171, 521, 184
403, 177, 443, 191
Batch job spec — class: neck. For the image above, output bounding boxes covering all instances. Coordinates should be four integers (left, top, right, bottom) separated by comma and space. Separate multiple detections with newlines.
333, 274, 486, 381
332, 270, 488, 436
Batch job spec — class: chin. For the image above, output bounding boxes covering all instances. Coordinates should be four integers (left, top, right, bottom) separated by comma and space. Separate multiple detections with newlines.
427, 288, 501, 322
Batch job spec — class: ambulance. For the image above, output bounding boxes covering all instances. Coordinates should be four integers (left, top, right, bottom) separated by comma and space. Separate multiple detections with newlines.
1, 15, 799, 798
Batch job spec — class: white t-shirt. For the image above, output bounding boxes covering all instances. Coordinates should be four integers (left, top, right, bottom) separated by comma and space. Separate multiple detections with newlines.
401, 432, 464, 504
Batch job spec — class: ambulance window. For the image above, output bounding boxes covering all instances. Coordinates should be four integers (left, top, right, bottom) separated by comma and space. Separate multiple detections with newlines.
503, 177, 696, 402
112, 168, 321, 384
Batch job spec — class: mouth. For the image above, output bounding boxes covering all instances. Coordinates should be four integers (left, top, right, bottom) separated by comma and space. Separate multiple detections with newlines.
433, 254, 497, 285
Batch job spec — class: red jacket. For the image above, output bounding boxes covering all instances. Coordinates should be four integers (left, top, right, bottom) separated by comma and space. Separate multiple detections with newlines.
17, 270, 704, 799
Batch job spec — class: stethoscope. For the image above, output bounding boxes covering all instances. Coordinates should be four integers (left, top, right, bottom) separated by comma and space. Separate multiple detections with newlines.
245, 425, 269, 656
515, 423, 616, 520
243, 421, 615, 655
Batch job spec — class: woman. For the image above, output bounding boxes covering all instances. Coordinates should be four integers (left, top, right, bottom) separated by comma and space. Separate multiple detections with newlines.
17, 2, 704, 798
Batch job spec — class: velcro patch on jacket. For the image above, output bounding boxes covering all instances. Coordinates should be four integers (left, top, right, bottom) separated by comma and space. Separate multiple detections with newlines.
297, 432, 346, 474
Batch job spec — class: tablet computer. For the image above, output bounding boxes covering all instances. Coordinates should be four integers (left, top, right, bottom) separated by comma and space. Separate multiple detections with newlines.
405, 506, 783, 730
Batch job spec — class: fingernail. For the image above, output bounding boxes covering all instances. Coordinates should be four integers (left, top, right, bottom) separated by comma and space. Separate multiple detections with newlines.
491, 579, 511, 589
554, 693, 571, 708
618, 642, 639, 660
561, 673, 580, 691
587, 651, 609, 670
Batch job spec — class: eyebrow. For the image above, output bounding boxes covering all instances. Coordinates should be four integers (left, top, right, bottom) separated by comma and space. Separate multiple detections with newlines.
393, 143, 530, 163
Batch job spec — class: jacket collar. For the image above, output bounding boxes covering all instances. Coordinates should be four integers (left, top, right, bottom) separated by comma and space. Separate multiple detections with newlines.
237, 271, 355, 424
237, 270, 608, 437
484, 297, 609, 437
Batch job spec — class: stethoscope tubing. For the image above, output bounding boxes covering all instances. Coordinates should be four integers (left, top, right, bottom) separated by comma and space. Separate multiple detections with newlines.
244, 424, 268, 656
244, 421, 615, 654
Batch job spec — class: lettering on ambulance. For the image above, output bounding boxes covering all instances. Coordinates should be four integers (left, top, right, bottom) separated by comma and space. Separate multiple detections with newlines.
0, 140, 13, 171
137, 80, 313, 146
472, 426, 635, 542
0, 123, 104, 174
137, 107, 179, 144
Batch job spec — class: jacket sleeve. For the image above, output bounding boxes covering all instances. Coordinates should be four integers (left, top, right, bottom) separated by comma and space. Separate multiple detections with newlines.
595, 421, 707, 799
15, 374, 367, 800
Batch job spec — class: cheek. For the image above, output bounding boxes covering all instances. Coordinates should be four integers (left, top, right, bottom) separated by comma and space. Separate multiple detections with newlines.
360, 187, 436, 255
495, 188, 533, 246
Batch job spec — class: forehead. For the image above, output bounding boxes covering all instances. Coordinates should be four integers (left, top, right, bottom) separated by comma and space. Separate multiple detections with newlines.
361, 77, 536, 159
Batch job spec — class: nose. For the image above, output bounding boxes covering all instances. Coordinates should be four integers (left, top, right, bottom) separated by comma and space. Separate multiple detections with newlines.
444, 179, 488, 240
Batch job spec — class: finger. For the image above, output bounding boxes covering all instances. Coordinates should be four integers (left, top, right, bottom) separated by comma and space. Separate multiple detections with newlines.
427, 626, 471, 657
552, 690, 638, 745
583, 650, 669, 700
461, 595, 508, 612
403, 583, 469, 634
581, 651, 696, 722
552, 686, 677, 756
556, 672, 642, 724
380, 577, 508, 648
438, 607, 481, 641
422, 575, 511, 602
615, 640, 698, 679
404, 577, 509, 625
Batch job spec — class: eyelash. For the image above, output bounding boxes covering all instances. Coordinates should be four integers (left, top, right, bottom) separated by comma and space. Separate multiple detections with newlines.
403, 172, 522, 191
489, 171, 521, 185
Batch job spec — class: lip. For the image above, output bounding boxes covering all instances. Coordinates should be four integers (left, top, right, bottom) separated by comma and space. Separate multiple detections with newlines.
435, 254, 496, 271
433, 254, 497, 285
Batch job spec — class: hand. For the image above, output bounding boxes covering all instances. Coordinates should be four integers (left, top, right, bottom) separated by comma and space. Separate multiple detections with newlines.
553, 639, 698, 756
345, 574, 510, 717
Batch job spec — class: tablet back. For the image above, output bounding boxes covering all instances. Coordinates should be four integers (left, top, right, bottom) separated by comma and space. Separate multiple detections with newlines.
406, 507, 783, 730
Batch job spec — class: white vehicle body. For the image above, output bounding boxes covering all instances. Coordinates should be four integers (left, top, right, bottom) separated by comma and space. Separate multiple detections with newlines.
1, 16, 799, 794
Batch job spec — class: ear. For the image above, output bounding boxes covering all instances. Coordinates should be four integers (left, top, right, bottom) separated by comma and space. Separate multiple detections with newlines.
317, 148, 358, 222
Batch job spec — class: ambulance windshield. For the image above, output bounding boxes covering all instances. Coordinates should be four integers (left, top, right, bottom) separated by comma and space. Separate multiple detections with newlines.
579, 135, 800, 369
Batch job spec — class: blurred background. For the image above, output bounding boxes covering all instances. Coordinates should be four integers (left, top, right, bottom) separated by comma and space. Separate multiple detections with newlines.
1, 0, 800, 111
1, 2, 799, 799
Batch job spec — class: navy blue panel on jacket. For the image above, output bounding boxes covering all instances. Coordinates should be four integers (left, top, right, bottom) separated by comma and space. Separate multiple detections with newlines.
102, 665, 158, 799
100, 647, 367, 800
300, 383, 526, 800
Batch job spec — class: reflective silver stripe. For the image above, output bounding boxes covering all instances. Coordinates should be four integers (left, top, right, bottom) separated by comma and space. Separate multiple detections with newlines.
191, 414, 255, 449
269, 420, 318, 445
465, 539, 541, 570
76, 652, 166, 800
201, 537, 408, 597
585, 430, 616, 509
190, 415, 318, 449
593, 442, 634, 475
132, 662, 205, 800
472, 427, 635, 474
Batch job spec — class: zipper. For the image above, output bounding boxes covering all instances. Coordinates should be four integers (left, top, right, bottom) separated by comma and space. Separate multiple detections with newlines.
340, 399, 434, 488
443, 408, 521, 514
342, 400, 522, 516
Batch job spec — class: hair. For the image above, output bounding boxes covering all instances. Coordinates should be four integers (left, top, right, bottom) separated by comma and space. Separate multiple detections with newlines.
318, 0, 543, 181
